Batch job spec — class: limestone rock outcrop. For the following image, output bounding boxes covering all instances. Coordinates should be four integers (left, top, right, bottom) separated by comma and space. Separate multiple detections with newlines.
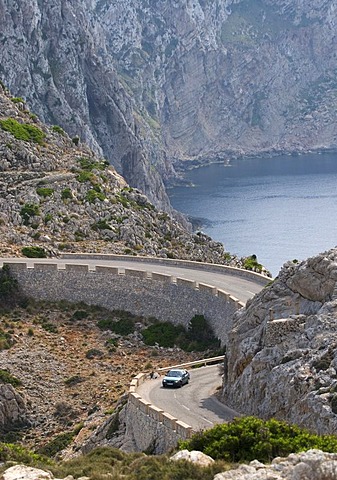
223, 248, 337, 434
214, 450, 337, 480
0, 383, 28, 434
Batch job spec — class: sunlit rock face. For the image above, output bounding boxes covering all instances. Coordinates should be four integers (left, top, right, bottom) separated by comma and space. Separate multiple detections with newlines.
222, 248, 337, 435
1, 1, 337, 206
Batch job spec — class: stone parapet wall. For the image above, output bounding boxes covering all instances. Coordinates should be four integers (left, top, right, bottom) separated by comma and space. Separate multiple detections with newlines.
61, 253, 270, 286
5, 262, 240, 344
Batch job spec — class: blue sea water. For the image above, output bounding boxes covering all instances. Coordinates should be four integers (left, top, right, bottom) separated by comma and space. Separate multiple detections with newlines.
168, 153, 337, 277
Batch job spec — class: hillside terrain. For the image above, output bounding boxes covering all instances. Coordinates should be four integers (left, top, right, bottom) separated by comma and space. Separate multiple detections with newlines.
1, 0, 337, 206
0, 296, 203, 456
0, 82, 254, 268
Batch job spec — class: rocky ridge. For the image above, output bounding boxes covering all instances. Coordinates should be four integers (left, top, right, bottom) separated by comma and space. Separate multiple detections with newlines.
0, 82, 248, 267
222, 247, 337, 435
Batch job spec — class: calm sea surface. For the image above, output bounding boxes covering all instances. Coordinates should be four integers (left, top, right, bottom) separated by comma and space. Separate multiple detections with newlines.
168, 153, 337, 277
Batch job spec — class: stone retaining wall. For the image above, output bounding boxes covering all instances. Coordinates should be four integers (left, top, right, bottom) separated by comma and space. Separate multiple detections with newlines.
5, 262, 241, 344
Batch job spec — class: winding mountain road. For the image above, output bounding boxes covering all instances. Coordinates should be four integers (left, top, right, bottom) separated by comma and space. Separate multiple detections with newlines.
0, 256, 265, 303
0, 255, 266, 429
138, 365, 239, 431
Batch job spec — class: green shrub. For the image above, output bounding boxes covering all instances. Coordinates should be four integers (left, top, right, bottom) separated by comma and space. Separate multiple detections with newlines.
98, 317, 135, 336
0, 442, 49, 465
179, 416, 337, 463
72, 136, 80, 145
97, 311, 142, 336
38, 431, 75, 457
71, 310, 89, 321
142, 316, 220, 352
0, 118, 45, 144
243, 254, 263, 273
61, 188, 73, 200
41, 322, 58, 334
86, 348, 104, 359
10, 97, 25, 104
21, 246, 47, 258
77, 170, 94, 183
20, 203, 40, 225
77, 157, 108, 172
36, 187, 54, 198
86, 189, 106, 203
51, 125, 65, 135
44, 213, 53, 224
0, 369, 21, 387
64, 375, 84, 387
142, 322, 186, 348
0, 265, 18, 297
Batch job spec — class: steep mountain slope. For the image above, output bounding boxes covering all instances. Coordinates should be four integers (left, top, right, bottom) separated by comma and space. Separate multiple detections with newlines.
222, 247, 337, 435
1, 0, 337, 205
0, 83, 232, 264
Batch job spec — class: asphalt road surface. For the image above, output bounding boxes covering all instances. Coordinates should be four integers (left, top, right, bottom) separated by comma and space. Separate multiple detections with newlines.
0, 257, 265, 303
137, 365, 239, 431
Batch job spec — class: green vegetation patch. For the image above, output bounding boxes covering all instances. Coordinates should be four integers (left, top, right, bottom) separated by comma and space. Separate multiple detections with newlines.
0, 118, 46, 144
77, 156, 109, 172
179, 416, 337, 463
21, 246, 47, 258
0, 369, 22, 387
37, 424, 83, 458
142, 315, 220, 352
51, 125, 65, 135
36, 187, 54, 198
0, 265, 18, 298
20, 203, 40, 225
61, 188, 73, 200
243, 254, 263, 273
0, 442, 49, 466
48, 447, 225, 480
86, 189, 106, 203
97, 310, 143, 336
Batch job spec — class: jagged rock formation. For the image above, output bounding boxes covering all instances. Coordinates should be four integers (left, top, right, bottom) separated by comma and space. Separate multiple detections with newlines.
1, 0, 337, 206
0, 83, 233, 264
222, 248, 337, 435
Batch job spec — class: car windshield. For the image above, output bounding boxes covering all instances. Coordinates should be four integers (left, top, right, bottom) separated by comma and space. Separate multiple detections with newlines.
167, 370, 182, 377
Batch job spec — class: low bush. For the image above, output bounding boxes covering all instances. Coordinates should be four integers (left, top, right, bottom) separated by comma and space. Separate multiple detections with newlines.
20, 203, 40, 225
36, 187, 54, 198
86, 189, 106, 203
243, 254, 263, 273
97, 310, 142, 336
142, 315, 220, 352
61, 188, 73, 200
51, 125, 65, 135
21, 246, 47, 258
0, 118, 45, 144
38, 431, 75, 458
179, 416, 337, 463
0, 265, 18, 297
0, 369, 22, 387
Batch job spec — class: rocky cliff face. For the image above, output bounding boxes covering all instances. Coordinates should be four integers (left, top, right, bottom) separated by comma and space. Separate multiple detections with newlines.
222, 248, 337, 435
1, 1, 336, 205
